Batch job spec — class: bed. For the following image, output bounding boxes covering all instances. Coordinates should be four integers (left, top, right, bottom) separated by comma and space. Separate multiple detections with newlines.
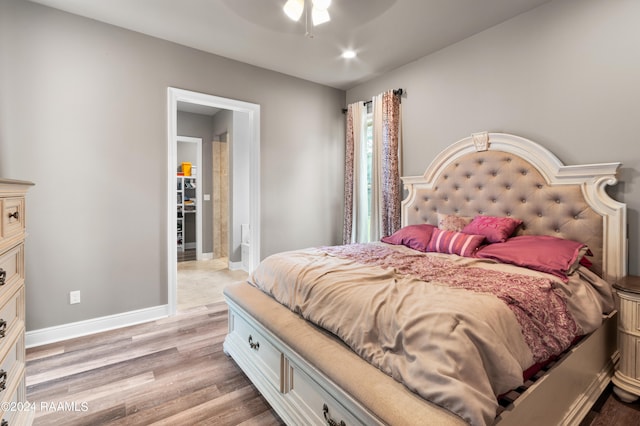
223, 132, 627, 425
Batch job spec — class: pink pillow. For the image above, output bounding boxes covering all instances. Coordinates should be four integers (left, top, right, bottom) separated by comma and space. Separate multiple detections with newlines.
475, 235, 589, 281
437, 213, 472, 232
426, 228, 485, 257
462, 215, 522, 243
381, 224, 437, 252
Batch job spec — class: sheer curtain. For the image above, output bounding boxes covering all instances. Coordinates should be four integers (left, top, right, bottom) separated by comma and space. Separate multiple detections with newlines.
343, 90, 402, 244
343, 101, 367, 244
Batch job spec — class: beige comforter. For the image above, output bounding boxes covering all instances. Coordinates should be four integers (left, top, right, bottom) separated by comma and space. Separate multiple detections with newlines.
249, 243, 613, 425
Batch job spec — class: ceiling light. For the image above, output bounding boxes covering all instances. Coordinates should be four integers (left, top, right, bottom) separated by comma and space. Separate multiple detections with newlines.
342, 50, 357, 59
312, 0, 332, 10
312, 7, 330, 26
284, 0, 331, 31
283, 0, 304, 21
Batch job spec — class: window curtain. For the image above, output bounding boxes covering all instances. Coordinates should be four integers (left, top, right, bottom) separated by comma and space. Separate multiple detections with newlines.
343, 102, 367, 244
374, 90, 402, 238
343, 90, 402, 244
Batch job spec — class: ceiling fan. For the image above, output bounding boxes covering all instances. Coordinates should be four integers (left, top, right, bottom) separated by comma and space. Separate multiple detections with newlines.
283, 0, 332, 36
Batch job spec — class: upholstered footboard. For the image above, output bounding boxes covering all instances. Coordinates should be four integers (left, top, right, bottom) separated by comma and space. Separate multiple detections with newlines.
223, 281, 617, 425
223, 281, 463, 426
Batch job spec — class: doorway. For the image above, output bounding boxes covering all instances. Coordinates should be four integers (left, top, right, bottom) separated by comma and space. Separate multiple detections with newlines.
167, 87, 261, 315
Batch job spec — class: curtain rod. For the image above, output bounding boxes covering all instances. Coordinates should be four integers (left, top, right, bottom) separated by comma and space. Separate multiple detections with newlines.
341, 88, 403, 114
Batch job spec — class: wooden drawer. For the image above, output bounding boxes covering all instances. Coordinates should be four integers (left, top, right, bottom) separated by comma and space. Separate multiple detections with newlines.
0, 198, 25, 243
0, 245, 23, 293
229, 311, 282, 391
0, 337, 19, 399
0, 287, 21, 353
284, 359, 363, 426
0, 370, 31, 425
1, 384, 19, 424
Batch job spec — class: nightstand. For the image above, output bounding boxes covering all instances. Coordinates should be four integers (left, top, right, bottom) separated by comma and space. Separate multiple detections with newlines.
612, 275, 640, 402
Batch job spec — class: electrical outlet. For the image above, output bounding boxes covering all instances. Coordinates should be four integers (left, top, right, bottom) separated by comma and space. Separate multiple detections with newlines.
69, 290, 81, 304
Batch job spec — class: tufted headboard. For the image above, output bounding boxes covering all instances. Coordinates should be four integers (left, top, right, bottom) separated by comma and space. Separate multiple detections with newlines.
401, 132, 627, 282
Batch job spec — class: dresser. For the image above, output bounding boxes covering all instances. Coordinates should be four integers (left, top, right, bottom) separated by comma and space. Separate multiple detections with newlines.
0, 179, 34, 425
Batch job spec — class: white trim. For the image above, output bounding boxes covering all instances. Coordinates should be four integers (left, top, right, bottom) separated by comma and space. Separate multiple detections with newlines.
167, 87, 261, 316
201, 252, 213, 260
26, 305, 169, 348
228, 260, 244, 271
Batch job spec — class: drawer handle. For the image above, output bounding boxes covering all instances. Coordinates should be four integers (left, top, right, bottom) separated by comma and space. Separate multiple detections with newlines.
248, 334, 260, 351
0, 319, 6, 338
8, 211, 19, 220
0, 369, 6, 391
1, 420, 7, 426
323, 403, 346, 426
0, 269, 5, 286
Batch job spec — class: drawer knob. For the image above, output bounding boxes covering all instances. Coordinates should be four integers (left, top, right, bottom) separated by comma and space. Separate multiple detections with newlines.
8, 211, 19, 220
0, 269, 5, 286
0, 369, 6, 391
323, 403, 346, 426
0, 319, 6, 338
248, 334, 260, 351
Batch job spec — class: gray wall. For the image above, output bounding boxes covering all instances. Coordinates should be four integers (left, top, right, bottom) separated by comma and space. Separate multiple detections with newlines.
0, 0, 345, 330
347, 0, 640, 275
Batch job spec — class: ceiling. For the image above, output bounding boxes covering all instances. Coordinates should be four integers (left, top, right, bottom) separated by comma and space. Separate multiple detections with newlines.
28, 0, 552, 90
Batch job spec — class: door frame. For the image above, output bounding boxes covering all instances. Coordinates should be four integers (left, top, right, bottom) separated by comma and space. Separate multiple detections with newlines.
167, 87, 261, 315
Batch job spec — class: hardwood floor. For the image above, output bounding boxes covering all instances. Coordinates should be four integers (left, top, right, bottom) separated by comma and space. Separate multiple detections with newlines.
581, 384, 640, 426
25, 297, 640, 425
26, 302, 285, 425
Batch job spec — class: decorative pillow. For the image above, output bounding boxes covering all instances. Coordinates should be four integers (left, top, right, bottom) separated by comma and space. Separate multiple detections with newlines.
426, 228, 485, 257
462, 215, 523, 243
475, 235, 590, 281
437, 213, 472, 232
579, 254, 593, 270
381, 224, 437, 252
569, 246, 593, 273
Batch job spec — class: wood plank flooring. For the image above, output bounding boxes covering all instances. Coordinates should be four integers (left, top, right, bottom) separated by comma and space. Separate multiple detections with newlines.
25, 300, 640, 426
26, 302, 284, 425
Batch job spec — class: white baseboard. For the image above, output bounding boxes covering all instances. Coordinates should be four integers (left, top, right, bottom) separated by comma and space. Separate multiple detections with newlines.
26, 304, 170, 348
229, 260, 248, 272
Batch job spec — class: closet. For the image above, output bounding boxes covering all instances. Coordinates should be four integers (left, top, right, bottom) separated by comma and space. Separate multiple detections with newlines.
177, 137, 202, 261
176, 175, 197, 253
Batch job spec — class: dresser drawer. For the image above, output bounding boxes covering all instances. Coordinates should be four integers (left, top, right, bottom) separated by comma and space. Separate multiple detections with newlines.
229, 311, 282, 391
0, 245, 23, 292
0, 287, 22, 351
1, 384, 19, 424
0, 375, 31, 425
0, 198, 25, 243
284, 360, 363, 426
0, 338, 19, 398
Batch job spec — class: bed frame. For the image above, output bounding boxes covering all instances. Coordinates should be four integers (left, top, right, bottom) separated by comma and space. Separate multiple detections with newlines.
224, 132, 626, 425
